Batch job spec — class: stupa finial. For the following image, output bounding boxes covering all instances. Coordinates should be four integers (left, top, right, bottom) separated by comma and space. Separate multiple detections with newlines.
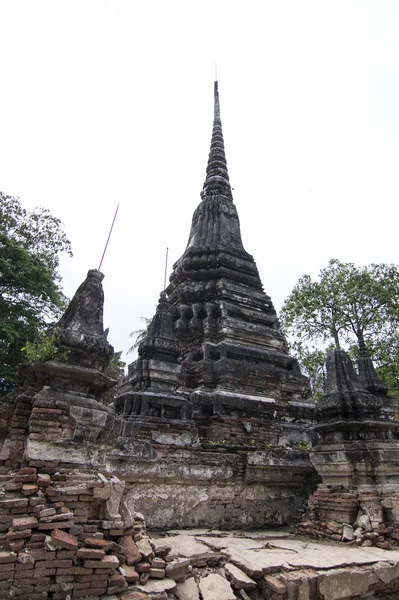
201, 80, 232, 201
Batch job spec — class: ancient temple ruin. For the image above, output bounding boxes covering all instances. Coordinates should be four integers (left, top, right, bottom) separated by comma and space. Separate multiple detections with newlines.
114, 81, 317, 528
2, 81, 399, 599
117, 81, 314, 454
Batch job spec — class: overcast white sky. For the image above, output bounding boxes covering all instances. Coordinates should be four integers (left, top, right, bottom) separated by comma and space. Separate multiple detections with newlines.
1, 1, 399, 362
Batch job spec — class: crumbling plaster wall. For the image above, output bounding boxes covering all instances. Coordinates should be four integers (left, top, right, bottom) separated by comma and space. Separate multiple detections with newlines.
0, 381, 318, 531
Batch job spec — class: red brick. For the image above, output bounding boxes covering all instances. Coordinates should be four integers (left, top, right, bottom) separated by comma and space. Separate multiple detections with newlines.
15, 474, 37, 483
123, 565, 139, 583
57, 567, 79, 575
84, 555, 119, 570
84, 538, 112, 551
6, 528, 32, 540
38, 520, 74, 531
151, 558, 166, 569
35, 559, 72, 569
26, 542, 45, 549
32, 408, 62, 414
109, 572, 127, 585
31, 550, 56, 560
0, 581, 11, 590
5, 481, 23, 491
139, 572, 149, 584
37, 474, 51, 487
77, 548, 105, 560
150, 568, 165, 579
51, 529, 78, 550
0, 498, 28, 509
263, 574, 287, 594
0, 552, 17, 564
17, 467, 37, 475
118, 536, 142, 565
8, 540, 25, 552
34, 568, 56, 576
12, 516, 38, 531
30, 533, 46, 542
14, 569, 34, 578
74, 567, 93, 576
72, 588, 99, 599
55, 575, 74, 583
22, 483, 39, 495
136, 561, 150, 573
30, 497, 45, 507
57, 550, 75, 559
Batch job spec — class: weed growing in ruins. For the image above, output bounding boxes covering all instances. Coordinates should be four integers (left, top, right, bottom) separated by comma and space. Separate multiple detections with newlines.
22, 330, 69, 363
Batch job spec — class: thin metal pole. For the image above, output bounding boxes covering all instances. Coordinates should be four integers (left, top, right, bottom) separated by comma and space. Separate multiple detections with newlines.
163, 247, 169, 290
98, 203, 119, 271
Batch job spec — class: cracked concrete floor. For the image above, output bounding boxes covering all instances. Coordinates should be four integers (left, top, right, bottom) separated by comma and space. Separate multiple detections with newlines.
140, 529, 399, 599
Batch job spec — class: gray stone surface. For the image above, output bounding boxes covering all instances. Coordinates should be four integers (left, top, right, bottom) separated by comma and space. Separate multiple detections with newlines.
132, 577, 177, 594
152, 534, 210, 559
135, 536, 154, 559
157, 531, 399, 584
197, 536, 265, 552
199, 573, 236, 600
318, 567, 378, 600
175, 578, 200, 600
165, 558, 190, 581
224, 562, 257, 589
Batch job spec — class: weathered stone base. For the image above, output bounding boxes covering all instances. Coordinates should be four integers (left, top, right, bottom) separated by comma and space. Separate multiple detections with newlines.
149, 530, 399, 600
108, 444, 317, 530
1, 382, 319, 531
299, 486, 399, 550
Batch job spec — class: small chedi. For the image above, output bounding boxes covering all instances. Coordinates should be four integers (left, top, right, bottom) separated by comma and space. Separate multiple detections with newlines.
299, 347, 399, 548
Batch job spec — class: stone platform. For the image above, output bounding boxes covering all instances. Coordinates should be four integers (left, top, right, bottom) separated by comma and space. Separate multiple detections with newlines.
120, 529, 399, 600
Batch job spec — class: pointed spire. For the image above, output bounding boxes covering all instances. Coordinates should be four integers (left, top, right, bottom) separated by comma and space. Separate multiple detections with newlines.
357, 339, 388, 396
201, 81, 233, 201
138, 292, 179, 362
55, 269, 113, 368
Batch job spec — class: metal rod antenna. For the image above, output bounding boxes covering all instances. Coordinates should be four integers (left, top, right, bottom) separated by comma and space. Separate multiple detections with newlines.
163, 247, 169, 290
98, 203, 120, 271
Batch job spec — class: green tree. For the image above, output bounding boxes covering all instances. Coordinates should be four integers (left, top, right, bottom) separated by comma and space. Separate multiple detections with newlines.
0, 191, 72, 393
280, 259, 399, 398
127, 316, 151, 355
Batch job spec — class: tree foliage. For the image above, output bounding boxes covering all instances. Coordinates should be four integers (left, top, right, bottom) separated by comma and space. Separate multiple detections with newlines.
280, 259, 399, 398
127, 317, 151, 355
0, 191, 72, 393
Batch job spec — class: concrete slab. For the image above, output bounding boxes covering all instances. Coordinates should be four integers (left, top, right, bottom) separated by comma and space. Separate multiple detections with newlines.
175, 577, 200, 600
222, 546, 293, 577
152, 534, 210, 558
132, 577, 177, 594
216, 535, 399, 576
166, 529, 223, 536
199, 573, 236, 600
229, 530, 293, 540
224, 562, 257, 589
145, 530, 399, 599
196, 536, 266, 552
